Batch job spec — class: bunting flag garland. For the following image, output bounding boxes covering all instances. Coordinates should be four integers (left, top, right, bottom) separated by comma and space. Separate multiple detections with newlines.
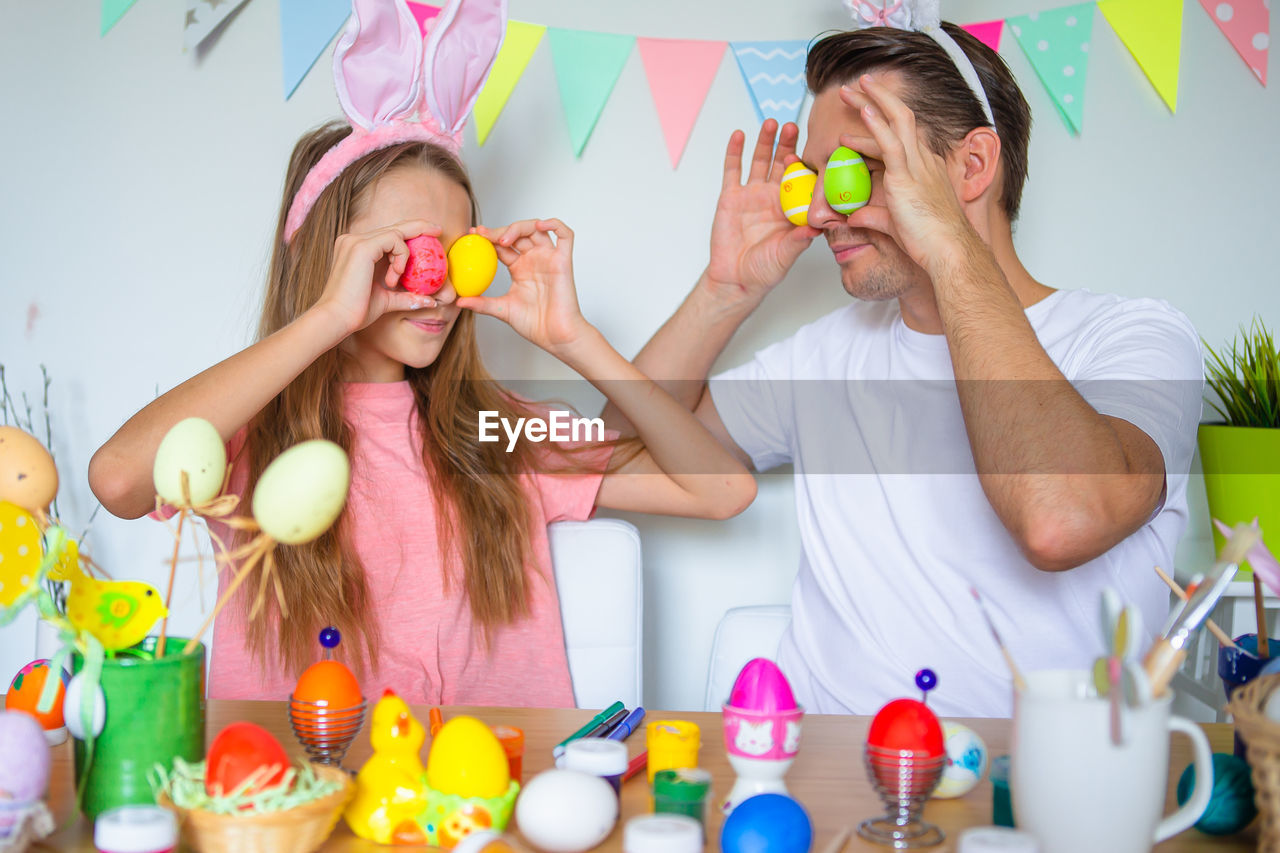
547, 29, 635, 157
1009, 5, 1096, 133
1198, 0, 1269, 83
961, 20, 1006, 52
730, 41, 810, 126
474, 21, 548, 145
1098, 0, 1183, 111
184, 0, 253, 51
407, 1, 442, 36
102, 0, 139, 36
280, 0, 352, 99
638, 38, 728, 167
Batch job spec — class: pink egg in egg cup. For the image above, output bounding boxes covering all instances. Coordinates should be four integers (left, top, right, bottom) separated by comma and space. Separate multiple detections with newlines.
720, 658, 805, 812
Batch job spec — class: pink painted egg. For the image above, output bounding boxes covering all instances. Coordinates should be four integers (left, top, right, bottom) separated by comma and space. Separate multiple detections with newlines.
727, 658, 798, 713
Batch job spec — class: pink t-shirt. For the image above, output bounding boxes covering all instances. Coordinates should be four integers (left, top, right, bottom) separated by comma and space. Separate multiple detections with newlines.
203, 381, 611, 707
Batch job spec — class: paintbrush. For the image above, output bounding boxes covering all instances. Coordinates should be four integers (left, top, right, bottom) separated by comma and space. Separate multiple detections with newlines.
971, 586, 1028, 693
1154, 565, 1246, 653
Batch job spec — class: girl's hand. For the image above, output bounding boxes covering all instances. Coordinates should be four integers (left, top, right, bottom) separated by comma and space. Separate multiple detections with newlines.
457, 219, 594, 358
706, 120, 820, 302
313, 219, 444, 335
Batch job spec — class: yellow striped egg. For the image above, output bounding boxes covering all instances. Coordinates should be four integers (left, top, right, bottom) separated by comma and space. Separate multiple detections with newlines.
779, 162, 817, 227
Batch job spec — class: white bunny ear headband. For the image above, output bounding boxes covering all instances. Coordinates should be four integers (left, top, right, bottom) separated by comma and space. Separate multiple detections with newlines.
284, 0, 508, 243
842, 0, 996, 130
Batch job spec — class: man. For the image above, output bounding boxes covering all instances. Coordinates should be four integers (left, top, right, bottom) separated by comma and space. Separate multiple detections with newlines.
602, 24, 1203, 716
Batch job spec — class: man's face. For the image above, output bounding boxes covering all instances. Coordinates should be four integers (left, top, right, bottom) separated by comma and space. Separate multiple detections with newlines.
801, 72, 928, 302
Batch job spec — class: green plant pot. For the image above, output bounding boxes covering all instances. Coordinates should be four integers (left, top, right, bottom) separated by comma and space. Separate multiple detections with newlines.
71, 636, 206, 819
1198, 424, 1280, 578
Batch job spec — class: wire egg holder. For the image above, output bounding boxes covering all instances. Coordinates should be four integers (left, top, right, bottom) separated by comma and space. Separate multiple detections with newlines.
288, 694, 366, 770
857, 743, 946, 849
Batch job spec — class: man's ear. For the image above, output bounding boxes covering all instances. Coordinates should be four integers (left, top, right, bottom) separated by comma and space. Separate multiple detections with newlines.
957, 126, 1001, 204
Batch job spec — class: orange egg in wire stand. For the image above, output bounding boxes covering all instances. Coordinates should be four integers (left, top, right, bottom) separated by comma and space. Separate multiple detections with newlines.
289, 627, 366, 769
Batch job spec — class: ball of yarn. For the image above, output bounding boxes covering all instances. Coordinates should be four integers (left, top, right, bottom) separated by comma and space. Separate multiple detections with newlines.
1176, 752, 1256, 835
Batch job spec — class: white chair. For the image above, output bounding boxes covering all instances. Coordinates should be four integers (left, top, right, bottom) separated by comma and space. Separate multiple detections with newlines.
703, 604, 792, 711
548, 519, 643, 710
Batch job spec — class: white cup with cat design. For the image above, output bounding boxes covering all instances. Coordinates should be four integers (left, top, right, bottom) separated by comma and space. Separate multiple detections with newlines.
721, 658, 804, 812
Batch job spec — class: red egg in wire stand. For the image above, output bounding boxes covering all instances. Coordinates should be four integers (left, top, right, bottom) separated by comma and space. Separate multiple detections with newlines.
400, 234, 448, 295
288, 627, 366, 769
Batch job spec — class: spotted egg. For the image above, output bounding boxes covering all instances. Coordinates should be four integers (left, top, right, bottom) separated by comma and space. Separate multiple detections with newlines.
0, 426, 57, 516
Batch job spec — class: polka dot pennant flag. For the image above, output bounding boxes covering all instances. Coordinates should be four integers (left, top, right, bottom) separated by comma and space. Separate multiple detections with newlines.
1008, 4, 1097, 133
1198, 0, 1269, 83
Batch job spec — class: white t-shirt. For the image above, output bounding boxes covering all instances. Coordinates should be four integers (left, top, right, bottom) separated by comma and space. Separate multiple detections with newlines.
709, 289, 1204, 717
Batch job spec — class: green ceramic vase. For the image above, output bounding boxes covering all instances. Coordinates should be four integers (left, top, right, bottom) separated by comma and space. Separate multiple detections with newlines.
71, 637, 206, 819
1198, 424, 1280, 579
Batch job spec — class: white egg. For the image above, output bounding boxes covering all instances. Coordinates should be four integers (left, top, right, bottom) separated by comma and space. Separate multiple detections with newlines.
153, 418, 227, 507
252, 440, 350, 545
63, 673, 106, 739
515, 769, 618, 853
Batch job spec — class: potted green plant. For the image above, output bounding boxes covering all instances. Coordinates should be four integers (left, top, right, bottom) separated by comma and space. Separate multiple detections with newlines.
1200, 318, 1280, 581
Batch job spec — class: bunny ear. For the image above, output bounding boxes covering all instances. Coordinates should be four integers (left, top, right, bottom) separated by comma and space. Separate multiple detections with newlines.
421, 0, 508, 137
333, 0, 424, 131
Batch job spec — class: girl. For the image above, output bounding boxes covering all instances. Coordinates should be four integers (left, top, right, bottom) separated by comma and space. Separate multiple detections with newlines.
87, 0, 755, 706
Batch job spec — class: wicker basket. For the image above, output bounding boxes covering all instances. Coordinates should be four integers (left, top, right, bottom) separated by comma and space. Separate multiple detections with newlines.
1225, 671, 1280, 850
156, 765, 354, 853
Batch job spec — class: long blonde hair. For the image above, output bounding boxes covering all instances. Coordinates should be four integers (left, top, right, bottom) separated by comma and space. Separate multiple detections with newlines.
242, 122, 612, 677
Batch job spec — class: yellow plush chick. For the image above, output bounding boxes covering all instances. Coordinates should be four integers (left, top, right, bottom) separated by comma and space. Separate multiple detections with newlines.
346, 689, 430, 844
47, 540, 167, 651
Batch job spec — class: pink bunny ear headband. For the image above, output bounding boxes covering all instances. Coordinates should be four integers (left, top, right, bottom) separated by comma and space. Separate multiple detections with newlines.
284, 0, 508, 244
842, 0, 996, 131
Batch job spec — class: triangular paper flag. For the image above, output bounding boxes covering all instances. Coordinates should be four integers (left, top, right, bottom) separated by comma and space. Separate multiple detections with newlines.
730, 41, 809, 126
281, 0, 350, 99
1098, 0, 1183, 111
1198, 0, 1269, 83
407, 2, 442, 37
1009, 5, 1096, 133
962, 20, 1006, 52
638, 38, 727, 168
184, 0, 252, 51
474, 21, 547, 145
102, 0, 138, 36
547, 29, 635, 157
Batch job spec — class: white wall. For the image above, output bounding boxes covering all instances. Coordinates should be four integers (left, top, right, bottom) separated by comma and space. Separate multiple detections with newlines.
1, 0, 1276, 711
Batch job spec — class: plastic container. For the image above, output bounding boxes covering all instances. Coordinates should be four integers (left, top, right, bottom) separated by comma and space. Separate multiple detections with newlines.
956, 826, 1040, 852
645, 720, 700, 784
623, 814, 702, 853
652, 768, 712, 837
452, 830, 532, 853
990, 755, 1013, 828
93, 805, 178, 853
560, 737, 628, 796
493, 725, 524, 782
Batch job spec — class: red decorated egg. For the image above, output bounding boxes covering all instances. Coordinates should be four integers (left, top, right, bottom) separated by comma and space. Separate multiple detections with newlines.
867, 699, 944, 756
206, 722, 291, 798
401, 234, 448, 295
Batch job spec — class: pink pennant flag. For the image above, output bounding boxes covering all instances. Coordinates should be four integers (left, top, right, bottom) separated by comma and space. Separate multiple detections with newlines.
962, 19, 1005, 53
637, 38, 727, 168
407, 2, 442, 37
1198, 0, 1269, 84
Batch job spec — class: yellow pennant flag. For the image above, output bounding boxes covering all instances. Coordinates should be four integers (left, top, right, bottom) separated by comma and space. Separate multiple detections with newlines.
474, 20, 548, 146
1099, 0, 1183, 112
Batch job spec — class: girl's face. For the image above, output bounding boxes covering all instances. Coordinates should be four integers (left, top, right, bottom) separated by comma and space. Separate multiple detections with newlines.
340, 165, 472, 381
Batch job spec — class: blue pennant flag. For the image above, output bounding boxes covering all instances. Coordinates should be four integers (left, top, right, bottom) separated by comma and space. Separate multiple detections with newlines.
731, 41, 809, 126
281, 0, 351, 99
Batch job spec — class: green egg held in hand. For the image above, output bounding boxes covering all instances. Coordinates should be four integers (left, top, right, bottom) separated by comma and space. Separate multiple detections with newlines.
825, 146, 872, 215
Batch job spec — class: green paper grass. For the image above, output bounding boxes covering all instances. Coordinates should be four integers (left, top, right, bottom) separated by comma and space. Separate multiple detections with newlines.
152, 758, 340, 816
1204, 318, 1280, 429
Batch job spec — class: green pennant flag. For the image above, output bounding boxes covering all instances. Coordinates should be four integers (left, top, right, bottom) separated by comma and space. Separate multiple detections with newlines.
547, 28, 635, 157
1008, 4, 1097, 134
102, 0, 139, 36
474, 21, 547, 146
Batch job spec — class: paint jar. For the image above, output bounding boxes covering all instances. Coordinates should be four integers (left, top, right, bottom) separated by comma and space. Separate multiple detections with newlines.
652, 768, 712, 838
624, 814, 702, 853
93, 804, 177, 853
646, 720, 700, 784
493, 725, 524, 781
990, 754, 1014, 828
561, 737, 628, 797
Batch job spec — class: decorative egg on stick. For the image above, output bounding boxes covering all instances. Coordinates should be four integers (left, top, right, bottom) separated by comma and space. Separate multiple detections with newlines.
5, 659, 70, 745
182, 439, 351, 656
0, 426, 58, 524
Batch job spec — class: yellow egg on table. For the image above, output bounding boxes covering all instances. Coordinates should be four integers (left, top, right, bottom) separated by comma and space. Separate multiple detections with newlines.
0, 427, 57, 516
447, 234, 498, 298
427, 715, 510, 798
252, 440, 350, 545
153, 417, 227, 507
779, 162, 817, 227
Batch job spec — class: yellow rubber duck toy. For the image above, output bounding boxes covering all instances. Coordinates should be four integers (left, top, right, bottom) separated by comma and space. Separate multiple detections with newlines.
47, 540, 167, 651
346, 689, 431, 845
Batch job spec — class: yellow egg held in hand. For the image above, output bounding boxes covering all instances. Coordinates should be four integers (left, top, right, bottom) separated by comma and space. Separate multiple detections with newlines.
447, 234, 498, 297
779, 161, 817, 226
427, 715, 510, 798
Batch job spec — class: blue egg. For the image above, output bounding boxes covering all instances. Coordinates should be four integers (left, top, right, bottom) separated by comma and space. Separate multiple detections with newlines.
721, 793, 813, 853
1176, 753, 1257, 835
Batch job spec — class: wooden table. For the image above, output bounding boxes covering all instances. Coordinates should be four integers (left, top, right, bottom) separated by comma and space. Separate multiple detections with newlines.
36, 702, 1254, 851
